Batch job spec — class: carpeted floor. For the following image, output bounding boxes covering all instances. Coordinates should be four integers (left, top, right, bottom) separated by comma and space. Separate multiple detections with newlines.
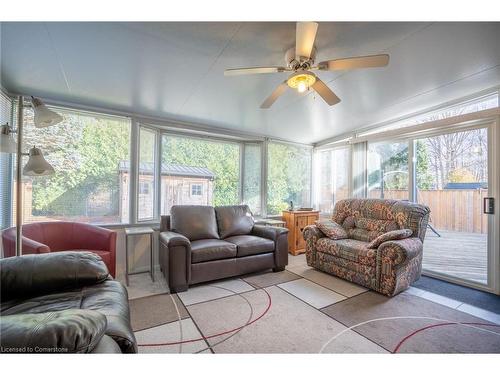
413, 275, 500, 314
129, 255, 500, 354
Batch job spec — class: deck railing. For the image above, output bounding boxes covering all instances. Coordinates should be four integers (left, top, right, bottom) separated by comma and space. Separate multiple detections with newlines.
368, 189, 488, 234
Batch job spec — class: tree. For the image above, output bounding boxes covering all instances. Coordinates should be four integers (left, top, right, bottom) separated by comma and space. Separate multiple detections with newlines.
423, 128, 486, 189
267, 143, 311, 214
22, 109, 130, 218
161, 136, 240, 207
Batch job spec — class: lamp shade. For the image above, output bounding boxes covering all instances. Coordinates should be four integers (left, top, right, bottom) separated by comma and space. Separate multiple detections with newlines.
23, 146, 55, 176
31, 97, 63, 128
0, 124, 17, 153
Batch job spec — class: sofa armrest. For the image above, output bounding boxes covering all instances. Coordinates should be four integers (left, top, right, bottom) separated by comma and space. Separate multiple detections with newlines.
159, 231, 191, 293
251, 225, 288, 241
0, 309, 107, 353
80, 225, 116, 252
1, 228, 50, 257
159, 231, 191, 247
251, 225, 289, 269
303, 225, 325, 242
0, 251, 109, 302
20, 236, 51, 255
378, 237, 423, 268
303, 225, 325, 266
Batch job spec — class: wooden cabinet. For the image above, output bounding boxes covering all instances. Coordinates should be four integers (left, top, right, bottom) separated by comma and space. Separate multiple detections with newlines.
282, 210, 320, 256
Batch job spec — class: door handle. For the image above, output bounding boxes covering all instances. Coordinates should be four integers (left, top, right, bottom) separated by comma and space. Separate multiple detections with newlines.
483, 197, 494, 215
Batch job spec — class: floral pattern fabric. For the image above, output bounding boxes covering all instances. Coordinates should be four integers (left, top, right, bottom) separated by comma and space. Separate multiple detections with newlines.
305, 198, 430, 297
315, 220, 348, 240
316, 238, 376, 267
367, 229, 413, 249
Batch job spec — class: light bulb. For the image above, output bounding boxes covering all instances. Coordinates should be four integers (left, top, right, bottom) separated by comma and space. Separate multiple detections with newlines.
297, 81, 307, 93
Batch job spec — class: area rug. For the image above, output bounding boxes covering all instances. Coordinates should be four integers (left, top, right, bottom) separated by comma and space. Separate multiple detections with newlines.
322, 291, 500, 353
130, 268, 500, 353
413, 275, 500, 314
130, 293, 188, 331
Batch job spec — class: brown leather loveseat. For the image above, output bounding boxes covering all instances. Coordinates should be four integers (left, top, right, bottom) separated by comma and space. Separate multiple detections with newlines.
159, 205, 289, 292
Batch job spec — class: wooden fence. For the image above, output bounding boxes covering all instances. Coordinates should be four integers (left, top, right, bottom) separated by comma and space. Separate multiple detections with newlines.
368, 189, 488, 234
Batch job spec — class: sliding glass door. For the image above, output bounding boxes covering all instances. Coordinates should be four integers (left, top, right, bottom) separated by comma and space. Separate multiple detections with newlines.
316, 146, 350, 215
367, 141, 409, 200
415, 126, 491, 285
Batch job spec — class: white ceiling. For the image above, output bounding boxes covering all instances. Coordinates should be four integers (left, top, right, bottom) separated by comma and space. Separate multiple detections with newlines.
1, 22, 499, 144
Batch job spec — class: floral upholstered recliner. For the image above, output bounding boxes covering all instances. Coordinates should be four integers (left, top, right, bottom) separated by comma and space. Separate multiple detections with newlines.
303, 199, 430, 296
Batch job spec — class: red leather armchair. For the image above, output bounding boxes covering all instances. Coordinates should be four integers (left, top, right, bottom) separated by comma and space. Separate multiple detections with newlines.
1, 222, 117, 277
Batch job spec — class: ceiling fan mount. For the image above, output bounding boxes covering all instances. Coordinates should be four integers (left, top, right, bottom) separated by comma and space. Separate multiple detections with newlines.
285, 46, 316, 70
224, 22, 390, 109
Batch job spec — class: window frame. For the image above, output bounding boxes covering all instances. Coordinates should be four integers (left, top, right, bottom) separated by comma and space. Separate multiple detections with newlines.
159, 131, 244, 214
313, 144, 352, 217
190, 183, 203, 197
3, 94, 314, 228
0, 91, 14, 230
136, 124, 160, 223
12, 102, 133, 226
266, 139, 314, 217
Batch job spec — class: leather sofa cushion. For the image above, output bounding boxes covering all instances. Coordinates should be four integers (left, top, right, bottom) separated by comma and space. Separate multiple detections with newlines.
0, 309, 107, 353
170, 205, 219, 241
0, 280, 137, 353
215, 205, 255, 239
225, 235, 275, 257
0, 252, 109, 302
315, 237, 377, 267
68, 249, 110, 271
190, 239, 237, 263
91, 334, 123, 353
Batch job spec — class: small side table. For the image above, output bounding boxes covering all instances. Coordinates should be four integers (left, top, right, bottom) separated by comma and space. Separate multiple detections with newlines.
282, 210, 320, 255
254, 218, 286, 228
125, 227, 155, 286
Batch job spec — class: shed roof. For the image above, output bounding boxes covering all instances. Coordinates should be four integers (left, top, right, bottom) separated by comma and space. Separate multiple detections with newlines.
443, 182, 487, 189
119, 161, 214, 179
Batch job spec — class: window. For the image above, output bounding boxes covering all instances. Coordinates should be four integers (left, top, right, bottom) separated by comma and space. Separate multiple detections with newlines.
137, 127, 157, 221
242, 143, 262, 216
358, 92, 499, 137
18, 106, 131, 224
367, 141, 409, 200
267, 142, 312, 215
139, 181, 150, 195
161, 134, 240, 214
315, 146, 350, 214
191, 184, 202, 196
0, 93, 13, 230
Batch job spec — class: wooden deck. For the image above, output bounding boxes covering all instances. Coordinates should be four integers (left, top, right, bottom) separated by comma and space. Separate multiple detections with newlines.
422, 229, 487, 284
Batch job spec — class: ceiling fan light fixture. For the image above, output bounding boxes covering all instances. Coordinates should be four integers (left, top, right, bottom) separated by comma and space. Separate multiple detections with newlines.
287, 71, 316, 93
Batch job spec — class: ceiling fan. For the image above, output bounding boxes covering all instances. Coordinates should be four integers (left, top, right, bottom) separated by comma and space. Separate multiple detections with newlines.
224, 22, 390, 109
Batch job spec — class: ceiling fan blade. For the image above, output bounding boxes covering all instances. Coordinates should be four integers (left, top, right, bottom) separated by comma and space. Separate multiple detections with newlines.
260, 81, 288, 109
311, 78, 341, 106
224, 66, 288, 76
296, 22, 318, 60
318, 54, 390, 71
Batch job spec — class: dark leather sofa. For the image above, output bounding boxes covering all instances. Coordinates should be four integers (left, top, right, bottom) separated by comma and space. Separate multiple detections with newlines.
159, 205, 289, 292
0, 252, 137, 353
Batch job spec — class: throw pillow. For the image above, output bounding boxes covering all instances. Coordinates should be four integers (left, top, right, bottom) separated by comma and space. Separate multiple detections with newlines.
316, 220, 348, 240
367, 229, 413, 249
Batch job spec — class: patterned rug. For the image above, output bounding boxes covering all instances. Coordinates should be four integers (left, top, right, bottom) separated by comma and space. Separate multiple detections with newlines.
129, 257, 500, 353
